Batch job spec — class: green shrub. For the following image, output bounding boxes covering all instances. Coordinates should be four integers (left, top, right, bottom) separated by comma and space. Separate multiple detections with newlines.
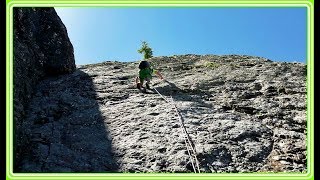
138, 41, 153, 59
204, 62, 220, 69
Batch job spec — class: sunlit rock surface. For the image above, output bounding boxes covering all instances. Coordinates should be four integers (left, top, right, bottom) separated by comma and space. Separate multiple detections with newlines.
16, 54, 306, 173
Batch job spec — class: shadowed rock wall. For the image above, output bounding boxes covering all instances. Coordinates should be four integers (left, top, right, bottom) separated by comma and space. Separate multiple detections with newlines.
13, 7, 75, 170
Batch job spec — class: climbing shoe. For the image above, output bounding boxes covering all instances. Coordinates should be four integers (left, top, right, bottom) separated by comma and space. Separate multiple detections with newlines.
137, 83, 142, 89
141, 87, 147, 93
146, 83, 151, 90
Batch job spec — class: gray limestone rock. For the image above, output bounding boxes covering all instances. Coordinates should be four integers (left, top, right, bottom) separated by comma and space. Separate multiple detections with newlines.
16, 55, 306, 173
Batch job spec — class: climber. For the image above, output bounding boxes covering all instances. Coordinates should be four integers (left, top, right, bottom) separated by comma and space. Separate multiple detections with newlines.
135, 60, 164, 92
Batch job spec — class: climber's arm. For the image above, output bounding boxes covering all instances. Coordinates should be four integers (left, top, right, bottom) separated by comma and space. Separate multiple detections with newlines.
154, 70, 164, 80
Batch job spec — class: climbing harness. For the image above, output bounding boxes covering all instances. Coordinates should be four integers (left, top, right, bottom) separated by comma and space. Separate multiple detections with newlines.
153, 86, 201, 173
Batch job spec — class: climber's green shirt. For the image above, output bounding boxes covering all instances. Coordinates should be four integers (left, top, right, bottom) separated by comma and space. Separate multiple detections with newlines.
139, 68, 157, 80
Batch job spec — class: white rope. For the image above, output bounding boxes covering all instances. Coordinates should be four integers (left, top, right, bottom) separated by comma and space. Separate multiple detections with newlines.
153, 87, 170, 103
153, 87, 201, 173
170, 96, 201, 173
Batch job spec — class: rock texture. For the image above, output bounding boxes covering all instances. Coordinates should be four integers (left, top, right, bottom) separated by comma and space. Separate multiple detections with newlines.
14, 7, 75, 171
16, 54, 307, 173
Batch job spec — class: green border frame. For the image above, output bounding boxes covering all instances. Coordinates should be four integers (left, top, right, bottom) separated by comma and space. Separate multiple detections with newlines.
6, 1, 314, 180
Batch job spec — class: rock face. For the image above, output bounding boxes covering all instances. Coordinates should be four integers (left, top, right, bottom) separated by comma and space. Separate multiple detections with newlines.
16, 54, 307, 173
14, 7, 75, 171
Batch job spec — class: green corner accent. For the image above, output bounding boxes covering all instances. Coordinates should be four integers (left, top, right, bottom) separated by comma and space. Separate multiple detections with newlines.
6, 2, 11, 180
305, 1, 313, 178
7, 3, 13, 180
308, 0, 314, 177
2, 0, 318, 5
6, 10, 10, 180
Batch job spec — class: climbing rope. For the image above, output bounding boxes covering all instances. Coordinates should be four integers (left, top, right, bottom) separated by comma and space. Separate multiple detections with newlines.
153, 88, 170, 103
153, 86, 201, 173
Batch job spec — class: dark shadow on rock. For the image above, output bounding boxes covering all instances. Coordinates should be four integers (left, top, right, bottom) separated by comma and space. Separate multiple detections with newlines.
153, 80, 213, 109
15, 69, 119, 172
197, 146, 232, 172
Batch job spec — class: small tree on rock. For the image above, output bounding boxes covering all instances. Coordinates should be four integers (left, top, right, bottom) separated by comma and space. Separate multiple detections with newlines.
138, 41, 153, 59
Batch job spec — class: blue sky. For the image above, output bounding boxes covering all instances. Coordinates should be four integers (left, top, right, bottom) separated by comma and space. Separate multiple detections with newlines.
55, 7, 307, 65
